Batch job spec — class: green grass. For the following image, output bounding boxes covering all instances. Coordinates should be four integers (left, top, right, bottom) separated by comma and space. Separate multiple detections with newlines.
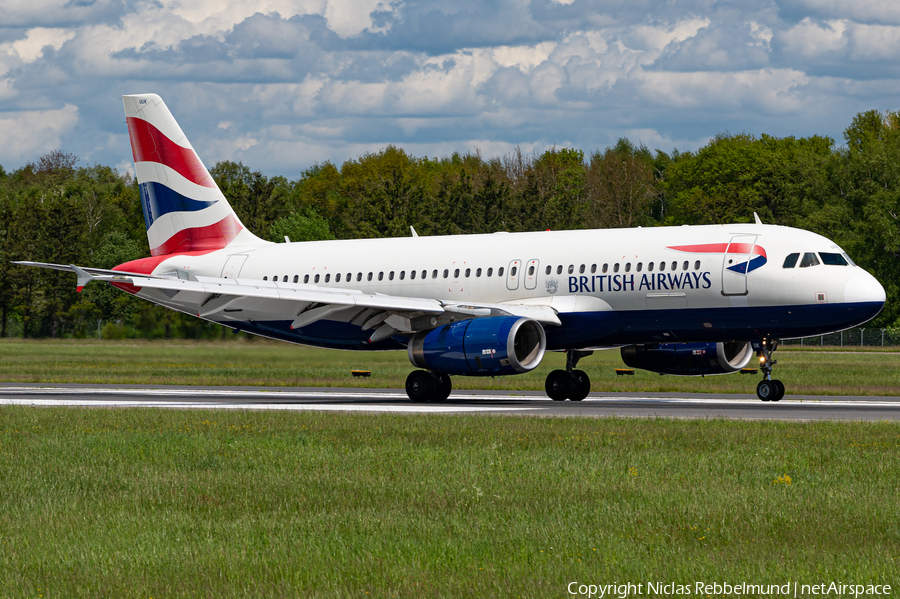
0, 407, 898, 597
1, 339, 899, 396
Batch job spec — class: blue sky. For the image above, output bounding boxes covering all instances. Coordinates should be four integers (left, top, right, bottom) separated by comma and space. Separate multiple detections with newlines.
2, 0, 900, 178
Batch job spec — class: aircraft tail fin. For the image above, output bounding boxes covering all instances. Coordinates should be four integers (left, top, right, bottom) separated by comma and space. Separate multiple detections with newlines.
122, 94, 264, 256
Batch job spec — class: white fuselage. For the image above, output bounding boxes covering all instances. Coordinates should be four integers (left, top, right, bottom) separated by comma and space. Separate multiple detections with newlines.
128, 222, 885, 351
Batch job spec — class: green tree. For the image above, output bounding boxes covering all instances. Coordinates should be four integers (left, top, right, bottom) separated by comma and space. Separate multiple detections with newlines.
268, 207, 334, 242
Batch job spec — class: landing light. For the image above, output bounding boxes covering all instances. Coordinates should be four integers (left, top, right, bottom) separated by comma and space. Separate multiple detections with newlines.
759, 356, 766, 364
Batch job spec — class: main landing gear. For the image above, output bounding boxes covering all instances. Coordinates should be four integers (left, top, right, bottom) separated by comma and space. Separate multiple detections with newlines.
756, 338, 785, 402
545, 350, 593, 401
405, 370, 452, 402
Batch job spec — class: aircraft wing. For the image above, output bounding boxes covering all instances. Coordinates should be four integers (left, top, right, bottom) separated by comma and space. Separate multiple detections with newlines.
16, 261, 561, 342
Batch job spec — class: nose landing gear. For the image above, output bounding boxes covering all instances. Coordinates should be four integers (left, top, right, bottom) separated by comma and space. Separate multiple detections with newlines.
545, 350, 592, 401
756, 338, 785, 402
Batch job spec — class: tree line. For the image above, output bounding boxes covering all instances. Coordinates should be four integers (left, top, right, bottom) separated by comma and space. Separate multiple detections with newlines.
1, 109, 898, 339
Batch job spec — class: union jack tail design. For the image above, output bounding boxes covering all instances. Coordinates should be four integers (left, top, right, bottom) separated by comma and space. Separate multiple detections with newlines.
123, 94, 263, 256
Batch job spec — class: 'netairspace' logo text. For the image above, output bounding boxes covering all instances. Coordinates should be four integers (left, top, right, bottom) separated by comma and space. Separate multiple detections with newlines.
566, 581, 892, 598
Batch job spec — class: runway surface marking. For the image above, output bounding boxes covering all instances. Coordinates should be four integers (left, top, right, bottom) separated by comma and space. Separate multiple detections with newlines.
1, 386, 900, 417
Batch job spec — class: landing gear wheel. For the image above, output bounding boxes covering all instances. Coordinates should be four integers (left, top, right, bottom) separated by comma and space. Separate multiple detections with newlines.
757, 380, 775, 402
406, 370, 435, 402
772, 380, 785, 402
569, 369, 591, 401
545, 369, 572, 401
433, 373, 452, 402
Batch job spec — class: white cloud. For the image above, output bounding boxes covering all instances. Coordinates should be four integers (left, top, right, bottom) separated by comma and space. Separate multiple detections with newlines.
780, 18, 847, 57
324, 0, 388, 37
0, 104, 79, 163
4, 0, 900, 178
782, 0, 900, 24
638, 69, 811, 114
1, 27, 75, 63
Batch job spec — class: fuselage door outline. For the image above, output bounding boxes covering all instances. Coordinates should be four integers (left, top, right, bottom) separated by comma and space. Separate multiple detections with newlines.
507, 259, 522, 291
721, 235, 757, 296
524, 259, 539, 290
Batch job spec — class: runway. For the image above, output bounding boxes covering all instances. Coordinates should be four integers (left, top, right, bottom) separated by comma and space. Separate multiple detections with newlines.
2, 383, 900, 420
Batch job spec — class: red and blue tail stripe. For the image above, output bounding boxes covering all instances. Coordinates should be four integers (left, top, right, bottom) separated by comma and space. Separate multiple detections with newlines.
127, 116, 216, 188
139, 181, 218, 229
123, 94, 261, 257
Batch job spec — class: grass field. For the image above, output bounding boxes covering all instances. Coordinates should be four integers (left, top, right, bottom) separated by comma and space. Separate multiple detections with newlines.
0, 407, 897, 597
1, 339, 899, 396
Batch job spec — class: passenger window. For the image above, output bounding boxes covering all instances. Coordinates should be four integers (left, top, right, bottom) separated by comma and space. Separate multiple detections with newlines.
453, 268, 459, 278
820, 252, 848, 266
636, 263, 642, 272
336, 273, 341, 282
410, 270, 416, 280
498, 267, 505, 277
378, 272, 384, 281
625, 263, 631, 272
346, 273, 350, 282
799, 253, 820, 268
579, 264, 585, 274
399, 271, 405, 280
304, 275, 309, 283
659, 262, 665, 271
314, 274, 320, 283
614, 263, 620, 273
648, 262, 654, 272
367, 273, 373, 281
510, 266, 517, 276
568, 265, 574, 274
432, 270, 438, 279
487, 268, 493, 277
528, 266, 534, 276
389, 271, 394, 280
476, 268, 482, 277
694, 260, 700, 270
263, 276, 268, 281
545, 265, 552, 275
293, 275, 299, 283
421, 270, 426, 279
591, 264, 597, 274
325, 274, 330, 283
357, 273, 363, 282
783, 253, 799, 268
682, 261, 688, 270
443, 269, 449, 278
602, 263, 608, 273
557, 265, 563, 275
671, 261, 677, 271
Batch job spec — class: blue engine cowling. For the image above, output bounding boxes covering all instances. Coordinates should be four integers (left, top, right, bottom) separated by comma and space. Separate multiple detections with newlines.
408, 316, 547, 376
620, 341, 754, 375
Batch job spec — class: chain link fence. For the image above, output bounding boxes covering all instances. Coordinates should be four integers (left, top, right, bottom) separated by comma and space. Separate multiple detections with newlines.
781, 326, 900, 348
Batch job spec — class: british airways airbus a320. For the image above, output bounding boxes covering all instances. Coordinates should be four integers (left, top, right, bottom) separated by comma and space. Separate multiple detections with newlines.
18, 94, 886, 402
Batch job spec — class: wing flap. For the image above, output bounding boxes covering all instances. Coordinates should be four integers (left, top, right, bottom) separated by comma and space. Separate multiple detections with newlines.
92, 273, 446, 315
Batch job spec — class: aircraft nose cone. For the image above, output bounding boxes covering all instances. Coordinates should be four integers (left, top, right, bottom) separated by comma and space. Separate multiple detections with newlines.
844, 271, 886, 305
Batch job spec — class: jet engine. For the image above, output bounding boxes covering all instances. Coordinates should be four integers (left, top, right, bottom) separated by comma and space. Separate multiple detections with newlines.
621, 341, 754, 376
408, 316, 546, 376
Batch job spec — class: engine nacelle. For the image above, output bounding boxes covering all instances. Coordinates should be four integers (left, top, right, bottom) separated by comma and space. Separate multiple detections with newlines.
621, 341, 754, 376
408, 316, 546, 376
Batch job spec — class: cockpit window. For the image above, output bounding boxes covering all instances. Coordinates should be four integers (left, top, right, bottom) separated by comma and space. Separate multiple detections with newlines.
799, 252, 820, 268
843, 253, 856, 266
783, 253, 799, 268
820, 252, 848, 266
